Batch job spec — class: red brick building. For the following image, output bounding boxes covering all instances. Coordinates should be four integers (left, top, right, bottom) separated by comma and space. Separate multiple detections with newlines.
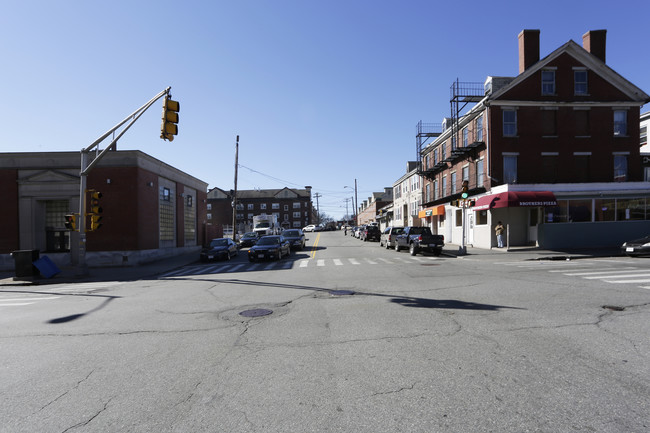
0, 151, 208, 270
418, 30, 650, 249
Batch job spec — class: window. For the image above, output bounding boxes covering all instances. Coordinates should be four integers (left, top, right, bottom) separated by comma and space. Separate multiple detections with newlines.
541, 69, 555, 95
594, 199, 616, 222
162, 187, 170, 201
503, 109, 517, 137
433, 148, 438, 165
442, 176, 447, 197
575, 109, 590, 137
463, 128, 468, 147
569, 200, 592, 222
614, 110, 627, 136
503, 155, 517, 184
613, 154, 628, 182
186, 195, 192, 207
207, 213, 212, 220
272, 203, 279, 209
207, 203, 212, 211
247, 213, 254, 220
284, 205, 289, 211
617, 198, 646, 221
455, 209, 463, 226
451, 135, 457, 151
451, 172, 457, 194
434, 179, 439, 201
293, 212, 301, 218
425, 154, 430, 170
574, 70, 588, 95
462, 165, 469, 182
293, 202, 301, 209
247, 203, 254, 210
641, 125, 648, 147
442, 143, 446, 160
476, 159, 484, 187
425, 184, 431, 203
475, 210, 488, 225
260, 203, 267, 210
541, 109, 557, 136
476, 116, 483, 142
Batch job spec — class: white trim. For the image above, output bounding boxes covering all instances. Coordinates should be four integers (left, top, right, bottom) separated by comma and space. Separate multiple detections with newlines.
573, 152, 592, 155
542, 152, 559, 156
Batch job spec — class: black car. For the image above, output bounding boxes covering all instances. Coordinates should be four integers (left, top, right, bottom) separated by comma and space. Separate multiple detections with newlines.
247, 235, 291, 262
281, 229, 306, 250
622, 235, 650, 256
200, 238, 238, 262
360, 225, 381, 242
238, 232, 260, 248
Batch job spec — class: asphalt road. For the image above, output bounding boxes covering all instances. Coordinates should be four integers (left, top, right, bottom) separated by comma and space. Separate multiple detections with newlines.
1, 232, 649, 432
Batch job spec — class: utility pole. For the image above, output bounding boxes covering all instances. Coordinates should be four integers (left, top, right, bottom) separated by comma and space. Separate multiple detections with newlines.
314, 193, 321, 224
343, 197, 352, 225
231, 135, 239, 242
354, 178, 358, 225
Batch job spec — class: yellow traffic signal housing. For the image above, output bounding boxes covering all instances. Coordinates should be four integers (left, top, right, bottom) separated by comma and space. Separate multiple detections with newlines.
161, 96, 180, 141
64, 214, 77, 231
86, 190, 103, 231
90, 214, 103, 231
461, 180, 469, 199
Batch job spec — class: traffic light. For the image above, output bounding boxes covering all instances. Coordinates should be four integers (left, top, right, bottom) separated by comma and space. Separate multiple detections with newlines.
64, 214, 77, 231
468, 199, 476, 207
88, 190, 103, 231
160, 95, 180, 141
461, 180, 469, 199
450, 200, 459, 207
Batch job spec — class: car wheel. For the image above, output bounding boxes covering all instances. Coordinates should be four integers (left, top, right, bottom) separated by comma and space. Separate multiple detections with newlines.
409, 243, 418, 256
386, 241, 391, 250
395, 243, 400, 252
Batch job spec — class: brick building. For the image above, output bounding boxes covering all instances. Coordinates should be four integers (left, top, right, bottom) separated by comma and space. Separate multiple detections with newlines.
418, 29, 650, 249
0, 151, 208, 270
206, 187, 314, 237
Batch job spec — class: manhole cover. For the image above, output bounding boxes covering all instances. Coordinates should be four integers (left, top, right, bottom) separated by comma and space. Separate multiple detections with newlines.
602, 305, 625, 311
329, 290, 355, 296
239, 308, 273, 317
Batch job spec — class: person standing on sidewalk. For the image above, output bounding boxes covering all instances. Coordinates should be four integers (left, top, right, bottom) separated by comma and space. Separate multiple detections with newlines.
495, 221, 505, 248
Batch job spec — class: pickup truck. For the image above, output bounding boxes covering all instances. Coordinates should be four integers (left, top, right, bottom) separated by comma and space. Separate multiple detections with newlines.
394, 226, 444, 256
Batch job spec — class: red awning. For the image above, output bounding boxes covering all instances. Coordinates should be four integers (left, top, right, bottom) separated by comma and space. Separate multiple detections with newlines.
473, 191, 557, 211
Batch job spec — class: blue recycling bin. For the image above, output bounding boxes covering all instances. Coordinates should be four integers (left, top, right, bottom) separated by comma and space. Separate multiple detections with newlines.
33, 256, 61, 279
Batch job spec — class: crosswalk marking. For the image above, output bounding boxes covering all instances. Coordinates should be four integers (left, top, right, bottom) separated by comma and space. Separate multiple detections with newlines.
499, 260, 650, 290
159, 255, 441, 278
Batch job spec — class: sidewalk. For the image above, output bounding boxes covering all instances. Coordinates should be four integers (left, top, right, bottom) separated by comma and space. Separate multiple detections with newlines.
0, 251, 200, 287
442, 243, 622, 261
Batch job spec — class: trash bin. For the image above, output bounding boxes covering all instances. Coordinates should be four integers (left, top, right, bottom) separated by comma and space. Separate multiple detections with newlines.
11, 249, 41, 279
33, 255, 61, 279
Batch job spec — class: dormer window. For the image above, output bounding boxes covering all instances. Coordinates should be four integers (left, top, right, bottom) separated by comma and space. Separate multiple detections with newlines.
574, 69, 588, 95
541, 69, 556, 95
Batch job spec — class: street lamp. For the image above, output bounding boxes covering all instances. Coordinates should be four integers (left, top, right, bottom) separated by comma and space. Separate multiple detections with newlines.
344, 181, 358, 225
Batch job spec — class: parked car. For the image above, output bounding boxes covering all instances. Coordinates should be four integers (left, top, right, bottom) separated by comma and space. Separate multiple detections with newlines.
354, 226, 363, 238
238, 232, 260, 248
380, 226, 404, 249
281, 229, 306, 250
394, 226, 445, 256
303, 224, 316, 232
200, 238, 238, 262
247, 235, 291, 261
360, 225, 381, 242
622, 235, 650, 256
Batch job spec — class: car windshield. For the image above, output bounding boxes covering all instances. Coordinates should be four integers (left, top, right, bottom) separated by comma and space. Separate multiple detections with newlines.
393, 228, 404, 234
283, 230, 299, 237
210, 239, 228, 247
242, 233, 257, 239
257, 237, 280, 246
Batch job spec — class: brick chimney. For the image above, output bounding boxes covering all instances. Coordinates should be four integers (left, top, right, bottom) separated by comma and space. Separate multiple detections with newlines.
518, 29, 540, 74
582, 30, 607, 63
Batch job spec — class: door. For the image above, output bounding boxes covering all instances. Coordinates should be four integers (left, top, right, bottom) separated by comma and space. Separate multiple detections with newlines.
528, 208, 540, 245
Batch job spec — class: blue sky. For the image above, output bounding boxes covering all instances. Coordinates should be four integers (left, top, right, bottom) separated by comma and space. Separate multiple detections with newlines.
3, 0, 649, 219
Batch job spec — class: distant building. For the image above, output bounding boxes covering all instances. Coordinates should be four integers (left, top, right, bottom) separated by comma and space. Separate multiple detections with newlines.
357, 188, 393, 226
417, 29, 650, 249
206, 187, 314, 236
0, 151, 208, 271
392, 161, 422, 228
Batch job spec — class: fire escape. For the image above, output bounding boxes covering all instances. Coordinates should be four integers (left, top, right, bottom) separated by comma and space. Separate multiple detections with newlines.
416, 79, 486, 203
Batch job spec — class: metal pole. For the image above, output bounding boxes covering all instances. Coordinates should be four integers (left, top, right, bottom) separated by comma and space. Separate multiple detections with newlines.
354, 179, 358, 225
231, 135, 239, 241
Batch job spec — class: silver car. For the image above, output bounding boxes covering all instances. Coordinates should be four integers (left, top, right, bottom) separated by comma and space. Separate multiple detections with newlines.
379, 226, 404, 249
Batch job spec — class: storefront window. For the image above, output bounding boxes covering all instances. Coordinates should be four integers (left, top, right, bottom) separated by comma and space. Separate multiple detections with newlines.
544, 201, 568, 223
569, 199, 592, 222
594, 199, 616, 221
617, 198, 646, 221
475, 210, 488, 225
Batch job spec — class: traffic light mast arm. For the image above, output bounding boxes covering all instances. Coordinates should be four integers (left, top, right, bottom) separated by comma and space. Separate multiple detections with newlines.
81, 86, 172, 176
